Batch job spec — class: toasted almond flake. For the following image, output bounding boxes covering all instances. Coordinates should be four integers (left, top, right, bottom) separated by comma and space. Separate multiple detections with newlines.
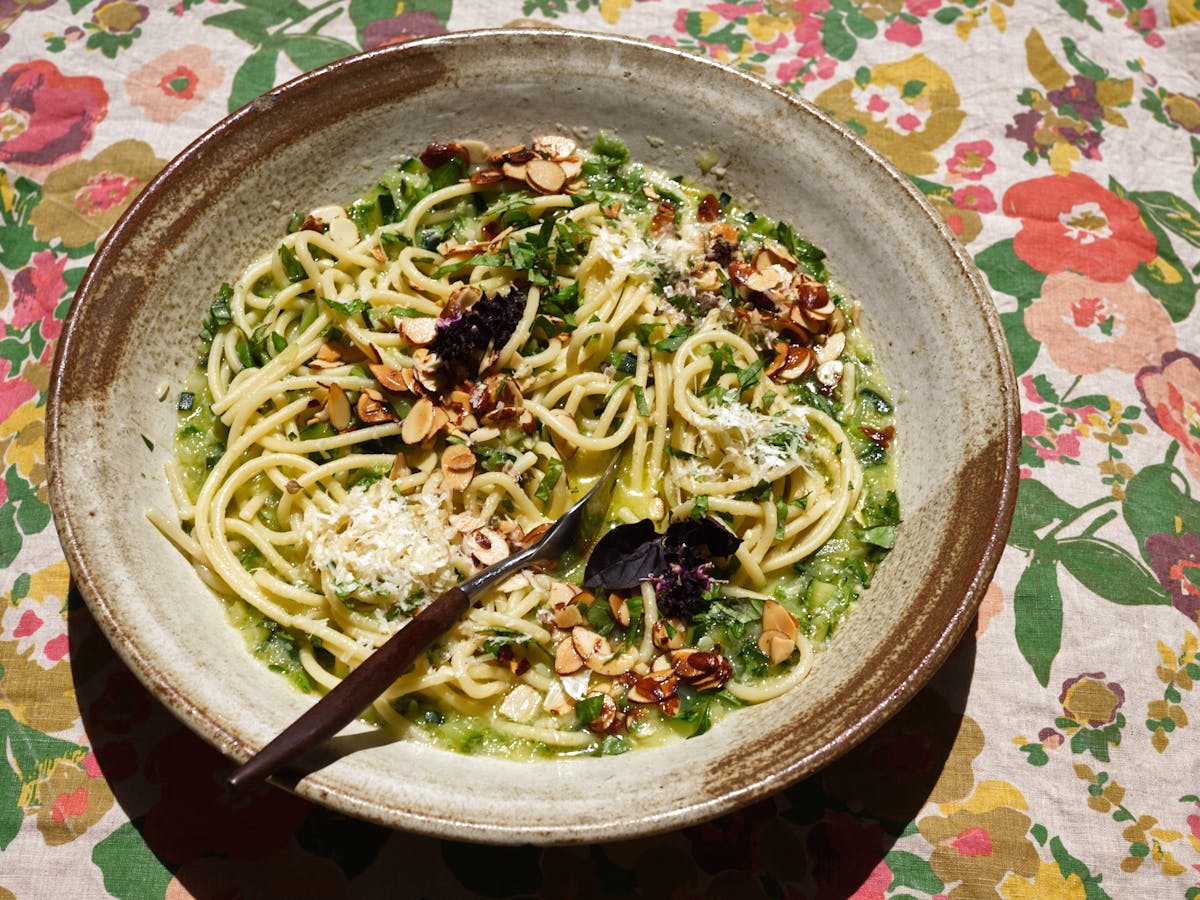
525, 158, 566, 194
651, 617, 686, 651
608, 593, 631, 627
761, 598, 798, 642
817, 330, 846, 365
585, 693, 619, 733
549, 580, 582, 608
401, 397, 435, 444
758, 629, 796, 666
449, 512, 486, 533
369, 363, 409, 393
548, 410, 579, 461
327, 216, 360, 249
400, 317, 438, 347
316, 343, 341, 363
514, 521, 551, 549
746, 265, 785, 293
558, 157, 583, 180
389, 452, 408, 480
326, 383, 352, 430
555, 637, 585, 675
501, 161, 527, 181
357, 392, 395, 424
671, 648, 733, 691
553, 605, 585, 628
470, 167, 505, 185
533, 134, 577, 160
462, 527, 509, 567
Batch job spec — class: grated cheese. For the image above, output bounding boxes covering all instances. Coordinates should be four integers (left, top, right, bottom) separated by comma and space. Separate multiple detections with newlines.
301, 480, 461, 615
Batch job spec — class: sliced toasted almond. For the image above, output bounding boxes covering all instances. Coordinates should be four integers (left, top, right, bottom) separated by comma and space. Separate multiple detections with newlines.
501, 161, 527, 181
671, 648, 733, 691
533, 134, 577, 160
758, 629, 796, 666
448, 511, 486, 533
462, 527, 509, 567
389, 452, 408, 479
514, 521, 551, 549
549, 580, 582, 609
651, 617, 687, 651
585, 693, 619, 734
326, 383, 352, 431
816, 330, 846, 365
626, 673, 679, 704
746, 265, 785, 293
411, 348, 441, 392
572, 626, 610, 662
558, 157, 583, 180
316, 343, 341, 363
442, 442, 477, 472
357, 392, 395, 424
327, 216, 360, 249
553, 605, 585, 628
369, 363, 410, 393
470, 167, 505, 185
525, 158, 566, 194
401, 397, 435, 444
400, 316, 438, 347
761, 598, 798, 642
554, 637, 585, 675
548, 410, 578, 461
608, 593, 631, 628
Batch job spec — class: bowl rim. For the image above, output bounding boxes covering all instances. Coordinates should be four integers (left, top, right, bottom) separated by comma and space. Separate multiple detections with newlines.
47, 27, 1021, 842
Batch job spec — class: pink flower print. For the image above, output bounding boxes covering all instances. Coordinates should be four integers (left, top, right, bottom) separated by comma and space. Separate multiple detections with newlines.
1137, 351, 1200, 483
74, 171, 140, 216
885, 18, 923, 47
2, 595, 70, 669
1022, 410, 1046, 438
907, 0, 942, 13
1025, 272, 1176, 375
125, 45, 222, 124
951, 184, 996, 213
11, 249, 67, 338
946, 140, 996, 180
1021, 374, 1047, 403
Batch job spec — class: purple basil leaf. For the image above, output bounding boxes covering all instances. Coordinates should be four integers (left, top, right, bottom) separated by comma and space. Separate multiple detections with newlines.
583, 519, 663, 589
662, 516, 740, 562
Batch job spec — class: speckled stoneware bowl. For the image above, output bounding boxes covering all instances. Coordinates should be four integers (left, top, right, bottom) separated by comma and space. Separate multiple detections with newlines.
47, 29, 1018, 843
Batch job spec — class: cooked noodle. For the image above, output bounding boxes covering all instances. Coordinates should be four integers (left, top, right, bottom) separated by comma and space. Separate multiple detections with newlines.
158, 135, 898, 757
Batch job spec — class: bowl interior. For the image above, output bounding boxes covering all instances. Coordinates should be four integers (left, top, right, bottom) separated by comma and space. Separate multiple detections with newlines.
48, 30, 1017, 843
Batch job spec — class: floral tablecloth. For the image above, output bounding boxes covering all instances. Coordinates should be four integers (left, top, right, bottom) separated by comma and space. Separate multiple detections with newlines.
2, 1, 1199, 897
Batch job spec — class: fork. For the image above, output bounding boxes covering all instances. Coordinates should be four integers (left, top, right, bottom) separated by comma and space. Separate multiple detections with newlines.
227, 451, 623, 789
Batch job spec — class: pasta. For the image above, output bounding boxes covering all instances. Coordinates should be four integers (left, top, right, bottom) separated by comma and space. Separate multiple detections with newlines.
159, 134, 899, 757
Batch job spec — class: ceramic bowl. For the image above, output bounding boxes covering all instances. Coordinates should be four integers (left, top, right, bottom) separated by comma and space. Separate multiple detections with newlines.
47, 29, 1018, 843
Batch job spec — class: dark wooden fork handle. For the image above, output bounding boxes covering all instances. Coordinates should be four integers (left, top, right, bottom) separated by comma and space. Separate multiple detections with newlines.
226, 585, 470, 789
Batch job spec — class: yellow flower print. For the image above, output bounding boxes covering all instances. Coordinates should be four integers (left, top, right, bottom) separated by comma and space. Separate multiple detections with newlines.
599, 0, 630, 25
919, 781, 1040, 892
29, 139, 164, 248
2, 397, 48, 506
2, 560, 77, 733
1000, 861, 1086, 900
814, 55, 965, 175
34, 757, 115, 846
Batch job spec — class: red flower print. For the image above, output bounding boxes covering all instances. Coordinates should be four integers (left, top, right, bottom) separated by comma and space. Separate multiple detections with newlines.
1003, 172, 1157, 282
0, 60, 108, 180
1137, 350, 1200, 483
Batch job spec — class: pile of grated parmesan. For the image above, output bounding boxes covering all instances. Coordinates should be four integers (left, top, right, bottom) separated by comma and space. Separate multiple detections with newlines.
301, 480, 461, 617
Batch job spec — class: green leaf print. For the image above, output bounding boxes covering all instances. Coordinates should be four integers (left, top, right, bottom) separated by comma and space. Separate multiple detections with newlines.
975, 239, 1047, 303
280, 33, 355, 72
1123, 462, 1200, 565
886, 849, 945, 893
1009, 478, 1078, 551
0, 710, 88, 849
1057, 537, 1172, 605
229, 44, 283, 111
1015, 553, 1062, 686
93, 822, 174, 899
819, 11, 857, 61
205, 2, 304, 45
